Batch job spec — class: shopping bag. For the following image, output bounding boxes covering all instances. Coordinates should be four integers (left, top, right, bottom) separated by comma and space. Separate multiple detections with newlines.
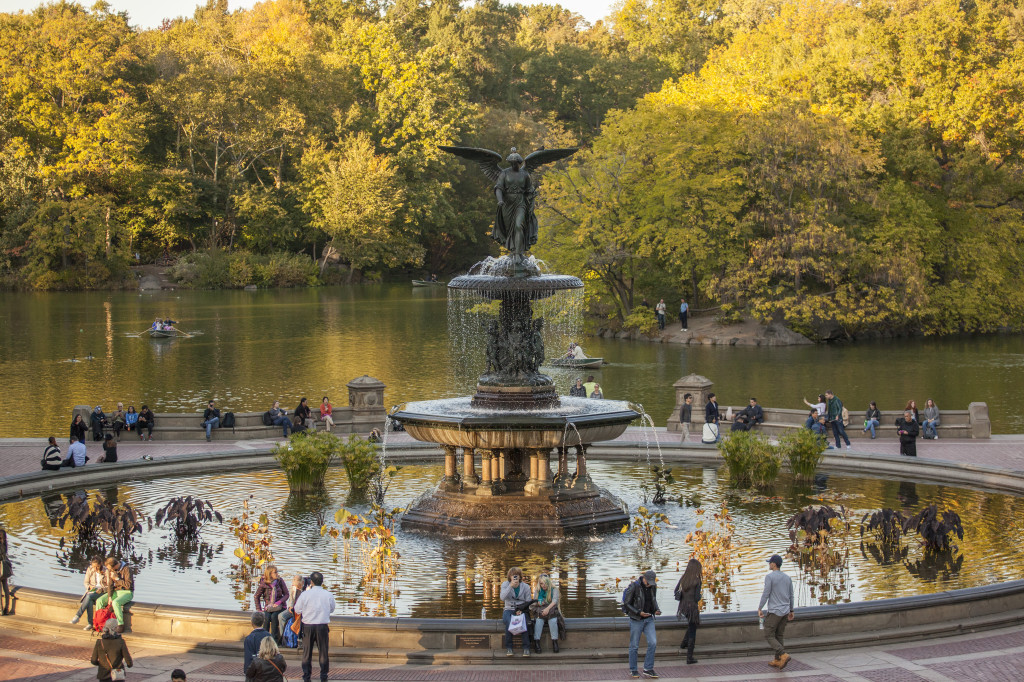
508, 613, 527, 635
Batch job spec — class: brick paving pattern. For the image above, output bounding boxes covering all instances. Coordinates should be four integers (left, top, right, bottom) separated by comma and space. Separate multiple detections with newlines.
857, 670, 932, 682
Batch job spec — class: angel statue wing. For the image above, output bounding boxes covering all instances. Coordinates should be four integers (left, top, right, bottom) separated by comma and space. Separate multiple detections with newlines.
524, 147, 578, 174
437, 146, 504, 183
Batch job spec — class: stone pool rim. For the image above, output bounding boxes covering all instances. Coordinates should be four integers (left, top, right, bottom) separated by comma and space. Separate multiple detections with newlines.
2, 442, 1024, 657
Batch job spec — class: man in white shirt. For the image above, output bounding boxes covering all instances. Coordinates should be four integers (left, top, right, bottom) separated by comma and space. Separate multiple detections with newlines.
62, 435, 87, 468
293, 571, 336, 682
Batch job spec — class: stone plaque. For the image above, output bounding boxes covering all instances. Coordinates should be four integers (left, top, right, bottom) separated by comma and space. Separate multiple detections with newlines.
455, 634, 490, 650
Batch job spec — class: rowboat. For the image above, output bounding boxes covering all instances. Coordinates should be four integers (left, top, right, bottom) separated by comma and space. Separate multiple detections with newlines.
412, 279, 445, 287
546, 357, 605, 369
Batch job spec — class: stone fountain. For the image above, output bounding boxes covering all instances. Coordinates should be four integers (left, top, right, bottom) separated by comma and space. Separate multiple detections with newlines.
390, 144, 638, 538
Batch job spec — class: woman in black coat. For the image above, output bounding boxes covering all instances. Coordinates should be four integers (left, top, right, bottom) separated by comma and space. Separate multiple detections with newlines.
70, 415, 87, 444
246, 636, 287, 682
896, 410, 920, 457
90, 619, 133, 681
674, 559, 703, 665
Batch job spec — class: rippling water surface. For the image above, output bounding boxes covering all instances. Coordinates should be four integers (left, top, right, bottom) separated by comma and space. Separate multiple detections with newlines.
2, 460, 1021, 618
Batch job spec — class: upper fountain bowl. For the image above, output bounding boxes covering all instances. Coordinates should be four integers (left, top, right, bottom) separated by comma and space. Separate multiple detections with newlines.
448, 255, 582, 300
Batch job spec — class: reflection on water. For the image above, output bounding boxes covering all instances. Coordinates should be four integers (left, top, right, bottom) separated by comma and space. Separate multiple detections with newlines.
3, 286, 1024, 435
1, 461, 1022, 617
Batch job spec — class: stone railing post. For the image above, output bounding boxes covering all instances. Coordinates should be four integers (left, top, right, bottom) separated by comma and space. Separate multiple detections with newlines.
969, 402, 991, 439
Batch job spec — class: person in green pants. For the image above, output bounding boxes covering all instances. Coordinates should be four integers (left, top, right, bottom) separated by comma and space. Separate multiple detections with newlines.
95, 556, 134, 632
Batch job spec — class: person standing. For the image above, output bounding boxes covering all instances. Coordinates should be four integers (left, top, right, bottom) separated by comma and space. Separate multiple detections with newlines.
70, 414, 87, 445
293, 571, 336, 682
679, 299, 689, 331
202, 400, 220, 442
758, 554, 794, 670
623, 569, 661, 679
582, 375, 597, 398
654, 299, 666, 330
863, 401, 881, 439
246, 636, 288, 682
42, 436, 63, 471
825, 390, 851, 450
704, 393, 720, 443
896, 410, 919, 457
62, 434, 88, 468
244, 612, 272, 672
679, 394, 693, 443
569, 378, 587, 397
0, 527, 11, 616
319, 397, 334, 432
90, 619, 133, 682
674, 559, 702, 664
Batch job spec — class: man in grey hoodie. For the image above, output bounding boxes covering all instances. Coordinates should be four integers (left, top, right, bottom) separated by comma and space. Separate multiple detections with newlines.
758, 554, 794, 670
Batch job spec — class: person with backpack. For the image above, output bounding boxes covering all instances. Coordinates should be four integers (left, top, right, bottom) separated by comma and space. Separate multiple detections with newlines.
674, 559, 702, 665
94, 556, 134, 633
90, 619, 133, 682
202, 400, 220, 442
623, 569, 661, 679
824, 390, 851, 451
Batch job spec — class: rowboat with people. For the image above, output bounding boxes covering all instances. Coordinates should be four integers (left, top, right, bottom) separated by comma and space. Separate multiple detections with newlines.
412, 278, 445, 287
546, 342, 605, 368
125, 318, 201, 339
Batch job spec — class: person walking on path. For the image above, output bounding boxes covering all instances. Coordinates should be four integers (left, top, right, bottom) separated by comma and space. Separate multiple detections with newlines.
704, 393, 720, 443
674, 559, 702, 665
758, 554, 794, 670
90, 619, 133, 681
896, 410, 920, 457
244, 612, 272, 672
0, 527, 11, 616
246, 633, 288, 682
623, 569, 661, 679
679, 299, 689, 331
293, 570, 336, 682
94, 556, 133, 633
679, 393, 693, 443
655, 299, 667, 330
202, 400, 220, 442
825, 390, 851, 450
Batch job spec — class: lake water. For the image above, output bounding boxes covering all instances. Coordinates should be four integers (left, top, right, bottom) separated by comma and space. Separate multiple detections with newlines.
2, 461, 1019, 616
2, 284, 1023, 436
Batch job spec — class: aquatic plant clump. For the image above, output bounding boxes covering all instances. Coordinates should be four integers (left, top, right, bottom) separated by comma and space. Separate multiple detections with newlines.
622, 506, 671, 549
273, 431, 339, 492
904, 504, 964, 551
154, 496, 223, 541
718, 431, 783, 488
56, 493, 147, 556
780, 428, 827, 480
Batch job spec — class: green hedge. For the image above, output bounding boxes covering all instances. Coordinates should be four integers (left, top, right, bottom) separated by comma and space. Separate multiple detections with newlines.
168, 250, 320, 289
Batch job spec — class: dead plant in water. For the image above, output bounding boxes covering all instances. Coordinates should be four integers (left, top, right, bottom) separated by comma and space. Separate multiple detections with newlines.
903, 504, 963, 551
228, 496, 274, 596
787, 505, 853, 605
685, 503, 735, 609
622, 506, 671, 549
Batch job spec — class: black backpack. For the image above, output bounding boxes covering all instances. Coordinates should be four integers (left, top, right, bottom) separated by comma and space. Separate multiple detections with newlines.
262, 411, 273, 426
222, 412, 235, 430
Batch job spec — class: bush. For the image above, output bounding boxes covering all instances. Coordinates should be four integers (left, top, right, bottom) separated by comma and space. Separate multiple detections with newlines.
622, 308, 660, 336
168, 250, 320, 289
273, 431, 338, 492
338, 435, 380, 495
780, 427, 827, 480
717, 431, 782, 488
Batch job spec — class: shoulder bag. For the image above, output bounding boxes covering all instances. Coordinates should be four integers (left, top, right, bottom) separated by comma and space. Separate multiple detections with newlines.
103, 647, 126, 681
268, 656, 288, 681
289, 612, 302, 635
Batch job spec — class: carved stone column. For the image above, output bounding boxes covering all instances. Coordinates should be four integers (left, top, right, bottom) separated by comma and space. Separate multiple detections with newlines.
574, 444, 588, 484
443, 445, 457, 482
558, 446, 569, 482
499, 450, 507, 481
478, 450, 493, 496
491, 451, 501, 484
538, 449, 552, 490
524, 449, 542, 496
463, 448, 477, 489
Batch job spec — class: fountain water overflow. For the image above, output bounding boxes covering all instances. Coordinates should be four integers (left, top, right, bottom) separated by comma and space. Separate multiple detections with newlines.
392, 144, 638, 537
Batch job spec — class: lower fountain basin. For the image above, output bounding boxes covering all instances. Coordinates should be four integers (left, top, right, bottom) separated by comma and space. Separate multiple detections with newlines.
391, 397, 640, 450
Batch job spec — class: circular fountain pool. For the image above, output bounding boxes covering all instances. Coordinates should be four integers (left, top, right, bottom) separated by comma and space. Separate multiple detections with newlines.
2, 459, 1021, 618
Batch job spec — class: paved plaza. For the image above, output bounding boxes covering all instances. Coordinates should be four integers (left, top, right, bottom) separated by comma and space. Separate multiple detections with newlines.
1, 429, 1023, 680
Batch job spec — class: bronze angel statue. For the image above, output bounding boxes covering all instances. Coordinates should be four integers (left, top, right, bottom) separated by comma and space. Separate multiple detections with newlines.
439, 145, 578, 262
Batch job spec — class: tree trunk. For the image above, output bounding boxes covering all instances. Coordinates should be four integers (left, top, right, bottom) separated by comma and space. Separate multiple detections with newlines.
104, 206, 111, 259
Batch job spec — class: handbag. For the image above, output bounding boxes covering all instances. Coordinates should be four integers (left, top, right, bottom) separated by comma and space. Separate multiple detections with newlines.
103, 648, 126, 681
289, 612, 302, 635
508, 612, 527, 635
268, 656, 288, 681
